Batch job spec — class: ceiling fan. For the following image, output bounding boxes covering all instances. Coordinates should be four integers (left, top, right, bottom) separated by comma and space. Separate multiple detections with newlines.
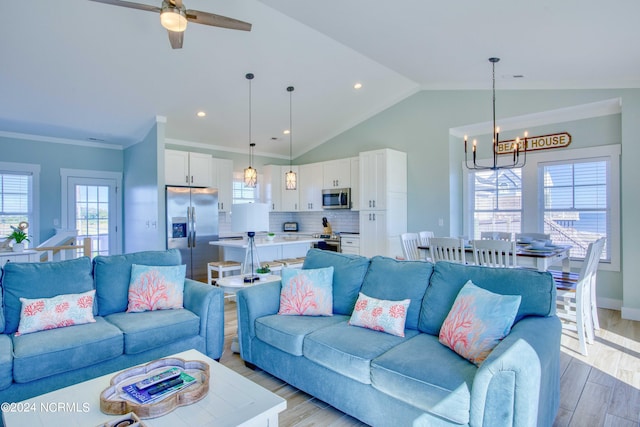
88, 0, 252, 49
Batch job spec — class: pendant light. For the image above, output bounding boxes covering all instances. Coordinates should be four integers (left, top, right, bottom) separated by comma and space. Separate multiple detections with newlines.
243, 73, 257, 188
285, 86, 297, 190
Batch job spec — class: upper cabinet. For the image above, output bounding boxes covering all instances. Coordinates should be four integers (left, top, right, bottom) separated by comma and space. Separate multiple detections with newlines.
299, 162, 323, 211
322, 158, 351, 189
211, 158, 233, 212
359, 149, 407, 211
263, 165, 300, 212
350, 157, 360, 211
165, 150, 212, 187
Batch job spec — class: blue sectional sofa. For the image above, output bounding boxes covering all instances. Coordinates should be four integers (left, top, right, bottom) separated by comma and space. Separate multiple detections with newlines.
0, 249, 224, 404
237, 249, 561, 427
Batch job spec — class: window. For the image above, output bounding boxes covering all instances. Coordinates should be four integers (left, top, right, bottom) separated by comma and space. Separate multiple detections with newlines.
232, 171, 258, 204
464, 145, 620, 269
471, 169, 522, 238
0, 162, 39, 244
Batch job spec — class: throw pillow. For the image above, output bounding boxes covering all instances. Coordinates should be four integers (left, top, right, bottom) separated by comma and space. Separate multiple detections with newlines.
278, 267, 334, 316
126, 264, 186, 313
348, 292, 411, 337
439, 280, 522, 365
15, 290, 96, 336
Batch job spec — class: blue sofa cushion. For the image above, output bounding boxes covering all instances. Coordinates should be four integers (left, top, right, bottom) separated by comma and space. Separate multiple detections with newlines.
419, 262, 556, 335
0, 335, 12, 390
2, 257, 94, 334
255, 314, 348, 356
105, 309, 199, 354
93, 249, 182, 316
371, 333, 477, 425
304, 322, 420, 384
11, 317, 123, 383
360, 256, 433, 330
0, 278, 5, 332
302, 249, 370, 315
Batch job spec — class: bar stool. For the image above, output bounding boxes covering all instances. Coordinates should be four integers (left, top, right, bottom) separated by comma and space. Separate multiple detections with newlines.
207, 261, 242, 285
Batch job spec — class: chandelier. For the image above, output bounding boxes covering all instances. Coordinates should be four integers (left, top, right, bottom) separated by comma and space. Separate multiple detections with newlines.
243, 73, 257, 188
464, 57, 528, 170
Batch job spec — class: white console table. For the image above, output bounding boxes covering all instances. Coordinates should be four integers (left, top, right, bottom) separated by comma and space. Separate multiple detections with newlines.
0, 250, 39, 267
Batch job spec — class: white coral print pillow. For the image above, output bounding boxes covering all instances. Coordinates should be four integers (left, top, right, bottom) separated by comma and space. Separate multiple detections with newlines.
348, 292, 410, 337
278, 267, 334, 316
16, 290, 96, 336
127, 264, 186, 313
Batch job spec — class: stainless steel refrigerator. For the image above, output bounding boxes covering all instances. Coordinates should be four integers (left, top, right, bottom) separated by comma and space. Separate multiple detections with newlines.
166, 186, 219, 282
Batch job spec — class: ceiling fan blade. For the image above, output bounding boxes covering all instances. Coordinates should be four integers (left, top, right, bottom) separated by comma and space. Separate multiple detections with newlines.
87, 0, 161, 14
167, 30, 184, 49
186, 10, 252, 31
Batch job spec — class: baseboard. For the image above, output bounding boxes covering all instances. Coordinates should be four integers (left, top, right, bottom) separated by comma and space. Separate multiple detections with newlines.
597, 297, 622, 311
621, 306, 640, 321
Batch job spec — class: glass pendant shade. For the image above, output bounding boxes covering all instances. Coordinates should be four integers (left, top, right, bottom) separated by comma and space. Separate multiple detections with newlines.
244, 166, 257, 188
285, 170, 297, 190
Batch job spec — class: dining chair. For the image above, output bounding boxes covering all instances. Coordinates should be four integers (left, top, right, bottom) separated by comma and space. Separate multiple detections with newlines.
515, 232, 550, 242
400, 233, 423, 261
553, 237, 605, 356
418, 231, 435, 246
471, 239, 517, 268
480, 231, 513, 241
429, 237, 466, 263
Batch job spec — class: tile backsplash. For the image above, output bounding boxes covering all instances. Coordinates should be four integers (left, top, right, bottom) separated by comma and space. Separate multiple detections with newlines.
219, 210, 359, 236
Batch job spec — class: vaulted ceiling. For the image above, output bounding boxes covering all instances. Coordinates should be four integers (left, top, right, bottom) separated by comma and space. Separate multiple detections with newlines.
1, 0, 638, 158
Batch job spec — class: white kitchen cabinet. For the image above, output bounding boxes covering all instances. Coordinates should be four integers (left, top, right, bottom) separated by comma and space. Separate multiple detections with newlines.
323, 158, 351, 189
350, 157, 360, 211
299, 162, 323, 211
358, 149, 407, 258
359, 149, 406, 210
211, 158, 233, 212
340, 234, 360, 255
262, 165, 299, 212
165, 150, 212, 187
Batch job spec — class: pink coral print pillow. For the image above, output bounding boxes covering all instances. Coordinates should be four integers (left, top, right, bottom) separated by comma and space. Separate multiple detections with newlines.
278, 267, 334, 316
127, 264, 186, 313
348, 292, 411, 337
15, 290, 96, 336
439, 281, 521, 365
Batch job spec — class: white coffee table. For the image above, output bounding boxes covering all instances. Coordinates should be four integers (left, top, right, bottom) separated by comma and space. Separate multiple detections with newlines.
2, 349, 286, 427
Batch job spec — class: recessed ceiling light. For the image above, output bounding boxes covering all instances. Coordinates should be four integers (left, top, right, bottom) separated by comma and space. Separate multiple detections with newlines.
353, 82, 363, 90
283, 129, 290, 135
196, 111, 206, 117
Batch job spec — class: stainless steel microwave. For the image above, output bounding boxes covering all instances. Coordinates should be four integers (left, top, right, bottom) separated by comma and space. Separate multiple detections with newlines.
322, 188, 351, 209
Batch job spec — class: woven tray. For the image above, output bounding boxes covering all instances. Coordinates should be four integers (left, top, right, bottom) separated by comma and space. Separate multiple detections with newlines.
100, 357, 210, 419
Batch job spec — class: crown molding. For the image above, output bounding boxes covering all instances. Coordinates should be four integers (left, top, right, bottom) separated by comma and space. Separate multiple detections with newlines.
0, 130, 123, 150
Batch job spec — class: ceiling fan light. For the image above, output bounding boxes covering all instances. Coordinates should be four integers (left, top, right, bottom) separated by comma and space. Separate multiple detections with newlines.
160, 6, 188, 32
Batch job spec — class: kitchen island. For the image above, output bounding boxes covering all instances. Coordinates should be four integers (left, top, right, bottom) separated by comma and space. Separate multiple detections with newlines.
210, 235, 321, 264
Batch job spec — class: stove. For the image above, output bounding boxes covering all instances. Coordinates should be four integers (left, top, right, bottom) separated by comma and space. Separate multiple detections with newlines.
312, 233, 341, 252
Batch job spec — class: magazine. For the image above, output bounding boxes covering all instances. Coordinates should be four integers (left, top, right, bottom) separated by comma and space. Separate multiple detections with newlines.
121, 370, 197, 405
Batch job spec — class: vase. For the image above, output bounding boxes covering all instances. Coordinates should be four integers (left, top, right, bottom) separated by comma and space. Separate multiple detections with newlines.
12, 243, 24, 253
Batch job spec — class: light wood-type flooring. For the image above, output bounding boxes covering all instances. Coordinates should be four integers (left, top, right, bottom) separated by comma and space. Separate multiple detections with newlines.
220, 301, 640, 426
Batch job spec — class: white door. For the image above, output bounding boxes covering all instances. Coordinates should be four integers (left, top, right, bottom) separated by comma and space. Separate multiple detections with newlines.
66, 177, 119, 257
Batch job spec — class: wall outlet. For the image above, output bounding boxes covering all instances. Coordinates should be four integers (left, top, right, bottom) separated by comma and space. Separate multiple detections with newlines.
438, 218, 444, 227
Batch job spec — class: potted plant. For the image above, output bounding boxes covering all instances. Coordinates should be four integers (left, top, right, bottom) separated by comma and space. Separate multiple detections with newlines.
255, 264, 271, 278
8, 226, 30, 252
266, 232, 276, 241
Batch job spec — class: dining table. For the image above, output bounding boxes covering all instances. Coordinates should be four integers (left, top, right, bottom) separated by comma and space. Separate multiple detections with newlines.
417, 243, 572, 272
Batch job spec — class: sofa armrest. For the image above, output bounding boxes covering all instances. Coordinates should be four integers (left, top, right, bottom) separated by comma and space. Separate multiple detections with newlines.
236, 281, 281, 363
183, 279, 225, 359
470, 315, 561, 427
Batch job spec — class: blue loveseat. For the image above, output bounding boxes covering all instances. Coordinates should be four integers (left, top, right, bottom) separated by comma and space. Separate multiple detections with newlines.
237, 249, 561, 427
0, 249, 224, 404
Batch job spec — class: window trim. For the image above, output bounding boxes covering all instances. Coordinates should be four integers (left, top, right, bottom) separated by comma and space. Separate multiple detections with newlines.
463, 144, 621, 271
0, 161, 40, 246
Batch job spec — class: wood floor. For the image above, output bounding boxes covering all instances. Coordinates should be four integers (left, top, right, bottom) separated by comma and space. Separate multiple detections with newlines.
219, 301, 640, 426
